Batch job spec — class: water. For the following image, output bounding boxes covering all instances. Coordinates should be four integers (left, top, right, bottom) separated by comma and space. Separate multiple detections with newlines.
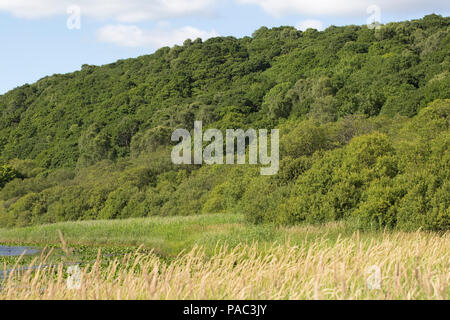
0, 246, 41, 284
0, 246, 39, 257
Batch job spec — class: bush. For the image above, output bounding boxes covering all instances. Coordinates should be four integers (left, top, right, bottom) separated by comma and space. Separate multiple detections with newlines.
0, 164, 21, 188
262, 82, 292, 119
354, 178, 406, 229
202, 166, 258, 214
99, 184, 140, 220
280, 120, 330, 158
241, 176, 291, 224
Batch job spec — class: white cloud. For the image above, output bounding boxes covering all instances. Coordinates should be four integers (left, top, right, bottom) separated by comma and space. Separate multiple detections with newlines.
96, 24, 219, 48
296, 19, 324, 31
236, 0, 448, 17
0, 0, 217, 22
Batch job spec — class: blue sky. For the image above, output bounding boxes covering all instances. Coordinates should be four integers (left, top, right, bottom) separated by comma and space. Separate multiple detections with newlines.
0, 0, 448, 94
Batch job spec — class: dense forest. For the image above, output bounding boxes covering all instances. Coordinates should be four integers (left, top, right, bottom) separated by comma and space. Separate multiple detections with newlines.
0, 14, 448, 231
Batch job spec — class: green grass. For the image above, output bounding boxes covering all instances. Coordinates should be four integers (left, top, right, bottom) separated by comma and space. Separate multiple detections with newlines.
0, 213, 383, 259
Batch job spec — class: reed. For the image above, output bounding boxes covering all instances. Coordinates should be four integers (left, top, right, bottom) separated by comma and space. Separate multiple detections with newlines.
1, 230, 448, 300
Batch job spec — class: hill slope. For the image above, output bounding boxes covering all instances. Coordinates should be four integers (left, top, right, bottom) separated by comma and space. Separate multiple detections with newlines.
0, 15, 449, 230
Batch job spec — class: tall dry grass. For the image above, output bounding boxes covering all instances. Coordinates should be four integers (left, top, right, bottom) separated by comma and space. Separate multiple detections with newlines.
1, 230, 448, 300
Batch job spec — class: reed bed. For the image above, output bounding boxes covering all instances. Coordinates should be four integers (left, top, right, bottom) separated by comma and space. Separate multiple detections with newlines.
1, 230, 448, 300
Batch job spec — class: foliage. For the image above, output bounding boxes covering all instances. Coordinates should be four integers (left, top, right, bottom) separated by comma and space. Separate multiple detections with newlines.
0, 165, 21, 188
0, 15, 449, 231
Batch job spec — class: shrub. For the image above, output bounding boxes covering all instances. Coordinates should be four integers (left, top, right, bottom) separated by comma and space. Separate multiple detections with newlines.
280, 120, 330, 158
0, 164, 21, 188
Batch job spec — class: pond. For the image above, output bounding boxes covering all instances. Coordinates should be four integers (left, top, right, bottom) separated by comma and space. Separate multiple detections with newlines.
0, 246, 39, 257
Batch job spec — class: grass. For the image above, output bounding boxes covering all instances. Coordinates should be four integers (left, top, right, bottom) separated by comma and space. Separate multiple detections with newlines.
0, 214, 364, 257
0, 214, 448, 300
1, 233, 448, 300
